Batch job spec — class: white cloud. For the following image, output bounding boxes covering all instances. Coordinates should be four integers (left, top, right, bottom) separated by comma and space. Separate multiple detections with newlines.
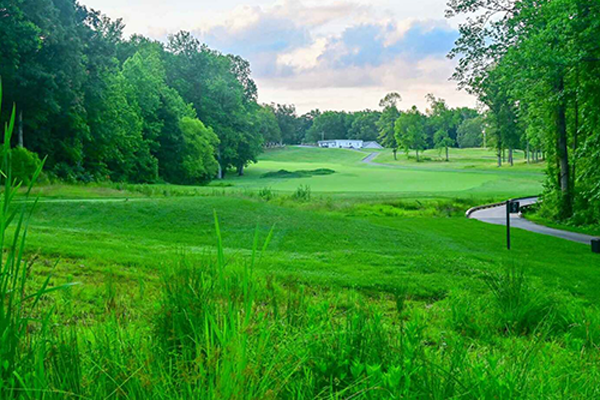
277, 38, 329, 70
82, 0, 476, 111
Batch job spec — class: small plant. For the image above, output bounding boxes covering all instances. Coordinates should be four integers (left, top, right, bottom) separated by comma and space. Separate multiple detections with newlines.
484, 265, 553, 335
292, 185, 311, 202
258, 186, 274, 201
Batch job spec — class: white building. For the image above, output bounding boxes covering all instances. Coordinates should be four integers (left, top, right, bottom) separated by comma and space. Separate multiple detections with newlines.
318, 140, 363, 149
317, 140, 383, 149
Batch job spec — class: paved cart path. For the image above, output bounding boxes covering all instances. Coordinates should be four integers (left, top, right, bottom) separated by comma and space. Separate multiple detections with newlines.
356, 151, 595, 245
469, 197, 596, 245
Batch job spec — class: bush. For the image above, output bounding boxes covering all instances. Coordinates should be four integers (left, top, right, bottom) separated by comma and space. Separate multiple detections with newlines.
292, 185, 311, 202
9, 146, 42, 185
53, 162, 96, 183
258, 187, 274, 201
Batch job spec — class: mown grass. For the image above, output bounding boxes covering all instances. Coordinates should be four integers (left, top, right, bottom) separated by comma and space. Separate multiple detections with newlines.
375, 147, 543, 171
27, 147, 545, 201
211, 147, 545, 198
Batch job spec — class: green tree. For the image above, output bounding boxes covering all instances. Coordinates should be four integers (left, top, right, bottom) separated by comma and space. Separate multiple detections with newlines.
395, 106, 426, 161
348, 111, 381, 141
87, 72, 156, 182
257, 105, 282, 145
307, 111, 351, 142
165, 31, 262, 178
426, 95, 456, 161
457, 117, 484, 148
377, 94, 401, 159
177, 117, 219, 184
122, 47, 166, 153
273, 104, 300, 144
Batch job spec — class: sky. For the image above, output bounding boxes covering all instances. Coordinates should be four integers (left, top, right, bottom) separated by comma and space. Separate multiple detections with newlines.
82, 0, 477, 114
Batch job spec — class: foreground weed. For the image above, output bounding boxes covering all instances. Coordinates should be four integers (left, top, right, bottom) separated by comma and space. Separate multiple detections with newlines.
484, 265, 556, 336
0, 82, 76, 396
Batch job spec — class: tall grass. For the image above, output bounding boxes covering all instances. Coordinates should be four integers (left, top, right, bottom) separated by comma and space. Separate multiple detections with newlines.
0, 84, 76, 396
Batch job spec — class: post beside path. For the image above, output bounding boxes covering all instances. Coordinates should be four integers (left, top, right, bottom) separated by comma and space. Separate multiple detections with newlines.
468, 196, 600, 252
506, 199, 520, 250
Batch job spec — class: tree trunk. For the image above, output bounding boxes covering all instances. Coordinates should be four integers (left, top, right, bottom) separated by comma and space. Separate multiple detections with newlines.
508, 147, 513, 166
572, 75, 579, 195
18, 109, 23, 148
497, 147, 502, 167
445, 146, 449, 162
216, 150, 223, 179
393, 148, 397, 160
237, 164, 244, 176
555, 76, 572, 218
526, 141, 530, 163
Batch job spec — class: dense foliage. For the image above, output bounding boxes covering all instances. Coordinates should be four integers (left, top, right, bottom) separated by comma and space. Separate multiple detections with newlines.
447, 0, 600, 224
270, 91, 483, 163
0, 0, 266, 183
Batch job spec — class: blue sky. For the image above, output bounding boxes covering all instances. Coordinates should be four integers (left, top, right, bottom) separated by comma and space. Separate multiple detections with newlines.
83, 0, 476, 113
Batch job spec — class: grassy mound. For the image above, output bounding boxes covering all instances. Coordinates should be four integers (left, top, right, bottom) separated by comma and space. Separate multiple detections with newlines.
261, 168, 335, 179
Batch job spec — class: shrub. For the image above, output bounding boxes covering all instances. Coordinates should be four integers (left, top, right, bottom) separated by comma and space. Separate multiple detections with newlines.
292, 185, 311, 202
53, 162, 95, 183
258, 186, 274, 201
9, 146, 42, 185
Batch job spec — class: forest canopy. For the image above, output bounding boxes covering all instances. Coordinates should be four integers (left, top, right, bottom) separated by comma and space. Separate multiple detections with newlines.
0, 0, 265, 182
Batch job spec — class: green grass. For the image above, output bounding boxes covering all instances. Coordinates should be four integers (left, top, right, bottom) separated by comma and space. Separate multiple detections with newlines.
7, 145, 600, 398
23, 195, 598, 300
525, 211, 600, 237
376, 147, 543, 171
211, 147, 544, 199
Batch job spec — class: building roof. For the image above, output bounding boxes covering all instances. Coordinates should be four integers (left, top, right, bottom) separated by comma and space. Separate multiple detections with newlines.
363, 141, 384, 149
318, 139, 363, 144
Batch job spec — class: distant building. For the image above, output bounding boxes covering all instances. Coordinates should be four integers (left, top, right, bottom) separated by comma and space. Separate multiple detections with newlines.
318, 140, 363, 149
318, 140, 382, 149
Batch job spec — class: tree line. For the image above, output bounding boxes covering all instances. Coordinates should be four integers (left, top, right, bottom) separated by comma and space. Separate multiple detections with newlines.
447, 0, 600, 224
270, 93, 483, 161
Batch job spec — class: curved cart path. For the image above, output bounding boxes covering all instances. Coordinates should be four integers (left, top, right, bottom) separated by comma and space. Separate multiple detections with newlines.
358, 151, 596, 245
469, 197, 597, 245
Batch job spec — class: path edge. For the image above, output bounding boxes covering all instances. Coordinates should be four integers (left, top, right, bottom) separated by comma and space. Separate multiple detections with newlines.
466, 196, 539, 218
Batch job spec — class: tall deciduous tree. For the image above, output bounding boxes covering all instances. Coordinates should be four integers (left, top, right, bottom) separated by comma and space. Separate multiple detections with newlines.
377, 93, 402, 159
395, 106, 426, 161
427, 94, 456, 161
